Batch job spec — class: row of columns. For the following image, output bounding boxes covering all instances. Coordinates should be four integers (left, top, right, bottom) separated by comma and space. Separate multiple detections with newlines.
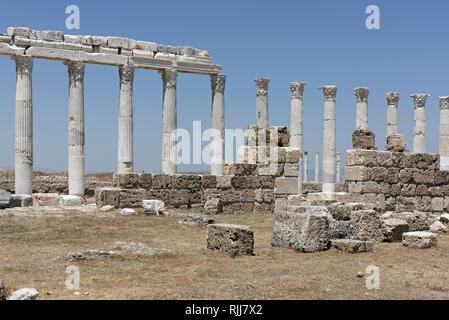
301, 151, 341, 183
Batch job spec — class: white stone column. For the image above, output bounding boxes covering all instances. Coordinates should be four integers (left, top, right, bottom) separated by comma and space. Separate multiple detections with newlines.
289, 82, 306, 150
319, 86, 337, 193
386, 92, 400, 137
13, 56, 33, 195
65, 61, 85, 196
303, 151, 308, 182
315, 152, 319, 183
210, 74, 226, 175
439, 96, 449, 170
411, 94, 429, 153
336, 152, 341, 183
254, 78, 270, 127
354, 87, 369, 130
118, 64, 135, 173
161, 68, 177, 174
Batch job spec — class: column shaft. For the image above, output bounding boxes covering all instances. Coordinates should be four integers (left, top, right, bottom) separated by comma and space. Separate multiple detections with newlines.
254, 78, 269, 127
210, 74, 226, 175
439, 96, 449, 170
161, 69, 177, 174
386, 92, 400, 137
118, 65, 135, 173
289, 82, 306, 151
13, 56, 34, 195
411, 94, 429, 153
354, 87, 369, 130
320, 86, 337, 193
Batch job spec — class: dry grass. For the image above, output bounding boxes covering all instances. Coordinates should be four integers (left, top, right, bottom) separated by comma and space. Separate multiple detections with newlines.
0, 209, 448, 300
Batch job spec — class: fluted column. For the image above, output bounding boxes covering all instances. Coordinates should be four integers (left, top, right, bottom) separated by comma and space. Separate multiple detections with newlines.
254, 78, 270, 127
336, 152, 341, 183
315, 152, 319, 183
386, 92, 400, 137
13, 56, 33, 195
65, 61, 85, 196
439, 96, 449, 170
319, 86, 337, 193
118, 64, 135, 173
354, 87, 369, 130
411, 94, 429, 153
210, 74, 226, 175
289, 82, 306, 151
303, 151, 308, 182
161, 68, 177, 174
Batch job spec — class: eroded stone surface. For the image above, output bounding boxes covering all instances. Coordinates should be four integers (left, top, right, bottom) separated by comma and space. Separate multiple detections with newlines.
402, 231, 437, 248
206, 224, 254, 256
331, 239, 373, 253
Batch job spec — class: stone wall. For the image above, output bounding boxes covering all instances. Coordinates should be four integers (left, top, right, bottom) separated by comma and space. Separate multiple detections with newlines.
345, 149, 449, 213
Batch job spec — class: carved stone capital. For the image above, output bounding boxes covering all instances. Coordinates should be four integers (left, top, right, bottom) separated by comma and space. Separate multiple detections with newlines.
354, 87, 369, 103
64, 60, 85, 86
440, 96, 449, 110
319, 85, 337, 100
13, 56, 33, 75
161, 68, 177, 87
119, 64, 135, 85
211, 74, 226, 92
386, 92, 400, 105
290, 82, 306, 99
254, 78, 270, 96
411, 94, 430, 108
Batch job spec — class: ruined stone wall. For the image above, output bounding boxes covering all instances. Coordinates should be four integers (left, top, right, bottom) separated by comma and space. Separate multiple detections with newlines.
345, 149, 449, 213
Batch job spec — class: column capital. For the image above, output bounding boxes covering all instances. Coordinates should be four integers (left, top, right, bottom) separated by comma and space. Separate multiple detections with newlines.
12, 56, 33, 75
211, 74, 226, 92
319, 85, 337, 100
354, 87, 369, 103
411, 94, 430, 108
440, 96, 449, 110
254, 78, 270, 96
161, 68, 177, 87
290, 82, 306, 99
64, 60, 85, 86
119, 64, 135, 85
386, 92, 400, 105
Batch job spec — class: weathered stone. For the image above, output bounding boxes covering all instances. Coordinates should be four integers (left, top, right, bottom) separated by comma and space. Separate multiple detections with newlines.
345, 166, 371, 181
329, 219, 357, 240
216, 176, 232, 188
432, 197, 444, 212
59, 195, 82, 207
389, 212, 429, 231
430, 221, 448, 233
204, 197, 222, 214
100, 205, 114, 212
67, 252, 86, 261
0, 190, 11, 208
223, 163, 257, 176
152, 174, 172, 189
172, 175, 201, 189
113, 173, 139, 189
169, 189, 190, 207
0, 282, 5, 300
352, 129, 375, 150
137, 173, 152, 189
7, 288, 39, 300
231, 176, 259, 189
382, 218, 409, 242
331, 239, 373, 253
178, 213, 214, 225
142, 199, 165, 215
350, 210, 384, 241
402, 231, 437, 248
95, 187, 120, 209
386, 134, 406, 152
202, 175, 217, 188
206, 224, 254, 256
119, 189, 147, 208
328, 202, 368, 221
346, 149, 378, 167
120, 208, 136, 215
274, 177, 298, 194
222, 202, 254, 214
439, 213, 449, 223
9, 194, 33, 207
112, 241, 178, 256
32, 193, 61, 207
84, 249, 121, 258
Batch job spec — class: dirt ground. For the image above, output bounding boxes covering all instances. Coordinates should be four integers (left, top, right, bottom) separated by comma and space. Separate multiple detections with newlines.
0, 208, 448, 300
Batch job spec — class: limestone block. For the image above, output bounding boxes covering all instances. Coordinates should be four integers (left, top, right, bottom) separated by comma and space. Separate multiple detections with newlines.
223, 163, 257, 176
138, 173, 152, 189
152, 174, 172, 189
100, 205, 114, 212
352, 129, 376, 150
274, 177, 298, 195
432, 197, 444, 212
0, 34, 11, 43
430, 221, 448, 233
25, 46, 79, 61
328, 202, 369, 221
154, 52, 176, 61
178, 213, 214, 225
439, 213, 449, 223
382, 218, 409, 242
35, 30, 64, 42
221, 189, 241, 203
121, 48, 133, 56
402, 231, 437, 248
285, 147, 300, 163
255, 189, 274, 203
283, 163, 299, 177
330, 239, 374, 253
170, 189, 190, 207
240, 189, 255, 202
231, 176, 260, 189
395, 196, 417, 212
95, 187, 120, 209
107, 37, 137, 50
377, 151, 394, 167
91, 36, 108, 46
32, 193, 61, 207
7, 27, 36, 38
287, 194, 302, 208
113, 173, 139, 189
7, 288, 38, 300
271, 210, 330, 253
386, 134, 406, 152
329, 219, 357, 240
136, 40, 158, 51
120, 208, 136, 215
0, 190, 11, 209
257, 163, 284, 176
147, 189, 171, 204
59, 195, 82, 207
119, 189, 148, 208
202, 175, 217, 188
370, 167, 388, 181
389, 212, 429, 231
222, 202, 254, 214
206, 224, 254, 256
172, 175, 201, 189
0, 43, 25, 56
253, 202, 274, 214
346, 149, 378, 167
345, 166, 371, 181
142, 200, 165, 215
259, 176, 275, 189
9, 194, 33, 207
216, 176, 232, 188
132, 49, 154, 58
79, 51, 128, 66
204, 198, 222, 214
350, 210, 384, 241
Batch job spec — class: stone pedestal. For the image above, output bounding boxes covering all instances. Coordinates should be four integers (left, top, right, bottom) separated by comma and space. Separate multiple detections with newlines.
254, 78, 269, 128
289, 82, 305, 150
161, 68, 177, 174
439, 96, 449, 170
411, 94, 429, 153
13, 56, 34, 195
210, 74, 226, 175
319, 86, 337, 193
354, 87, 369, 130
118, 65, 135, 173
65, 61, 85, 197
386, 92, 400, 137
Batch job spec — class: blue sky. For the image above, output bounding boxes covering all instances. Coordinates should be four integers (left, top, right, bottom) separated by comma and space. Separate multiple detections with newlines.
0, 0, 448, 173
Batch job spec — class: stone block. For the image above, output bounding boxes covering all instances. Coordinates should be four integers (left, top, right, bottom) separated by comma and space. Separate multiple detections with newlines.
350, 210, 384, 241
221, 189, 241, 203
256, 189, 274, 203
95, 187, 120, 208
285, 147, 300, 163
0, 190, 11, 209
330, 239, 374, 253
329, 219, 357, 240
283, 163, 299, 177
395, 196, 417, 212
274, 177, 298, 195
206, 224, 254, 256
152, 174, 172, 189
346, 149, 378, 167
170, 189, 190, 207
202, 175, 217, 188
402, 231, 437, 248
382, 218, 409, 242
240, 189, 255, 202
432, 197, 444, 212
138, 173, 152, 189
222, 202, 254, 214
142, 199, 165, 215
430, 221, 448, 233
389, 212, 429, 231
257, 163, 284, 176
178, 213, 214, 225
328, 202, 368, 221
35, 30, 64, 42
370, 167, 388, 181
172, 175, 202, 189
231, 176, 259, 189
119, 189, 148, 208
271, 210, 330, 252
32, 193, 61, 207
120, 208, 136, 215
344, 166, 371, 181
258, 176, 275, 189
9, 194, 33, 207
147, 189, 170, 204
204, 198, 222, 214
59, 195, 82, 207
377, 151, 394, 167
223, 163, 257, 176
113, 172, 139, 189
352, 129, 376, 150
216, 176, 232, 188
386, 134, 406, 152
253, 202, 274, 214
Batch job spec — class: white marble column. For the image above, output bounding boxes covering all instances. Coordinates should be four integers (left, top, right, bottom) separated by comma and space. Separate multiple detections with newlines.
303, 151, 308, 182
315, 152, 319, 183
439, 96, 449, 170
411, 94, 429, 153
386, 92, 400, 137
289, 82, 306, 150
118, 64, 135, 173
254, 78, 270, 127
65, 61, 85, 196
13, 56, 34, 195
210, 74, 226, 175
354, 87, 369, 130
319, 86, 337, 193
336, 152, 341, 183
161, 68, 177, 174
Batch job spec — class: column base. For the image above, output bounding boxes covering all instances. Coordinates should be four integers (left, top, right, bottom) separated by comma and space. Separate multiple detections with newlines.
322, 182, 335, 193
